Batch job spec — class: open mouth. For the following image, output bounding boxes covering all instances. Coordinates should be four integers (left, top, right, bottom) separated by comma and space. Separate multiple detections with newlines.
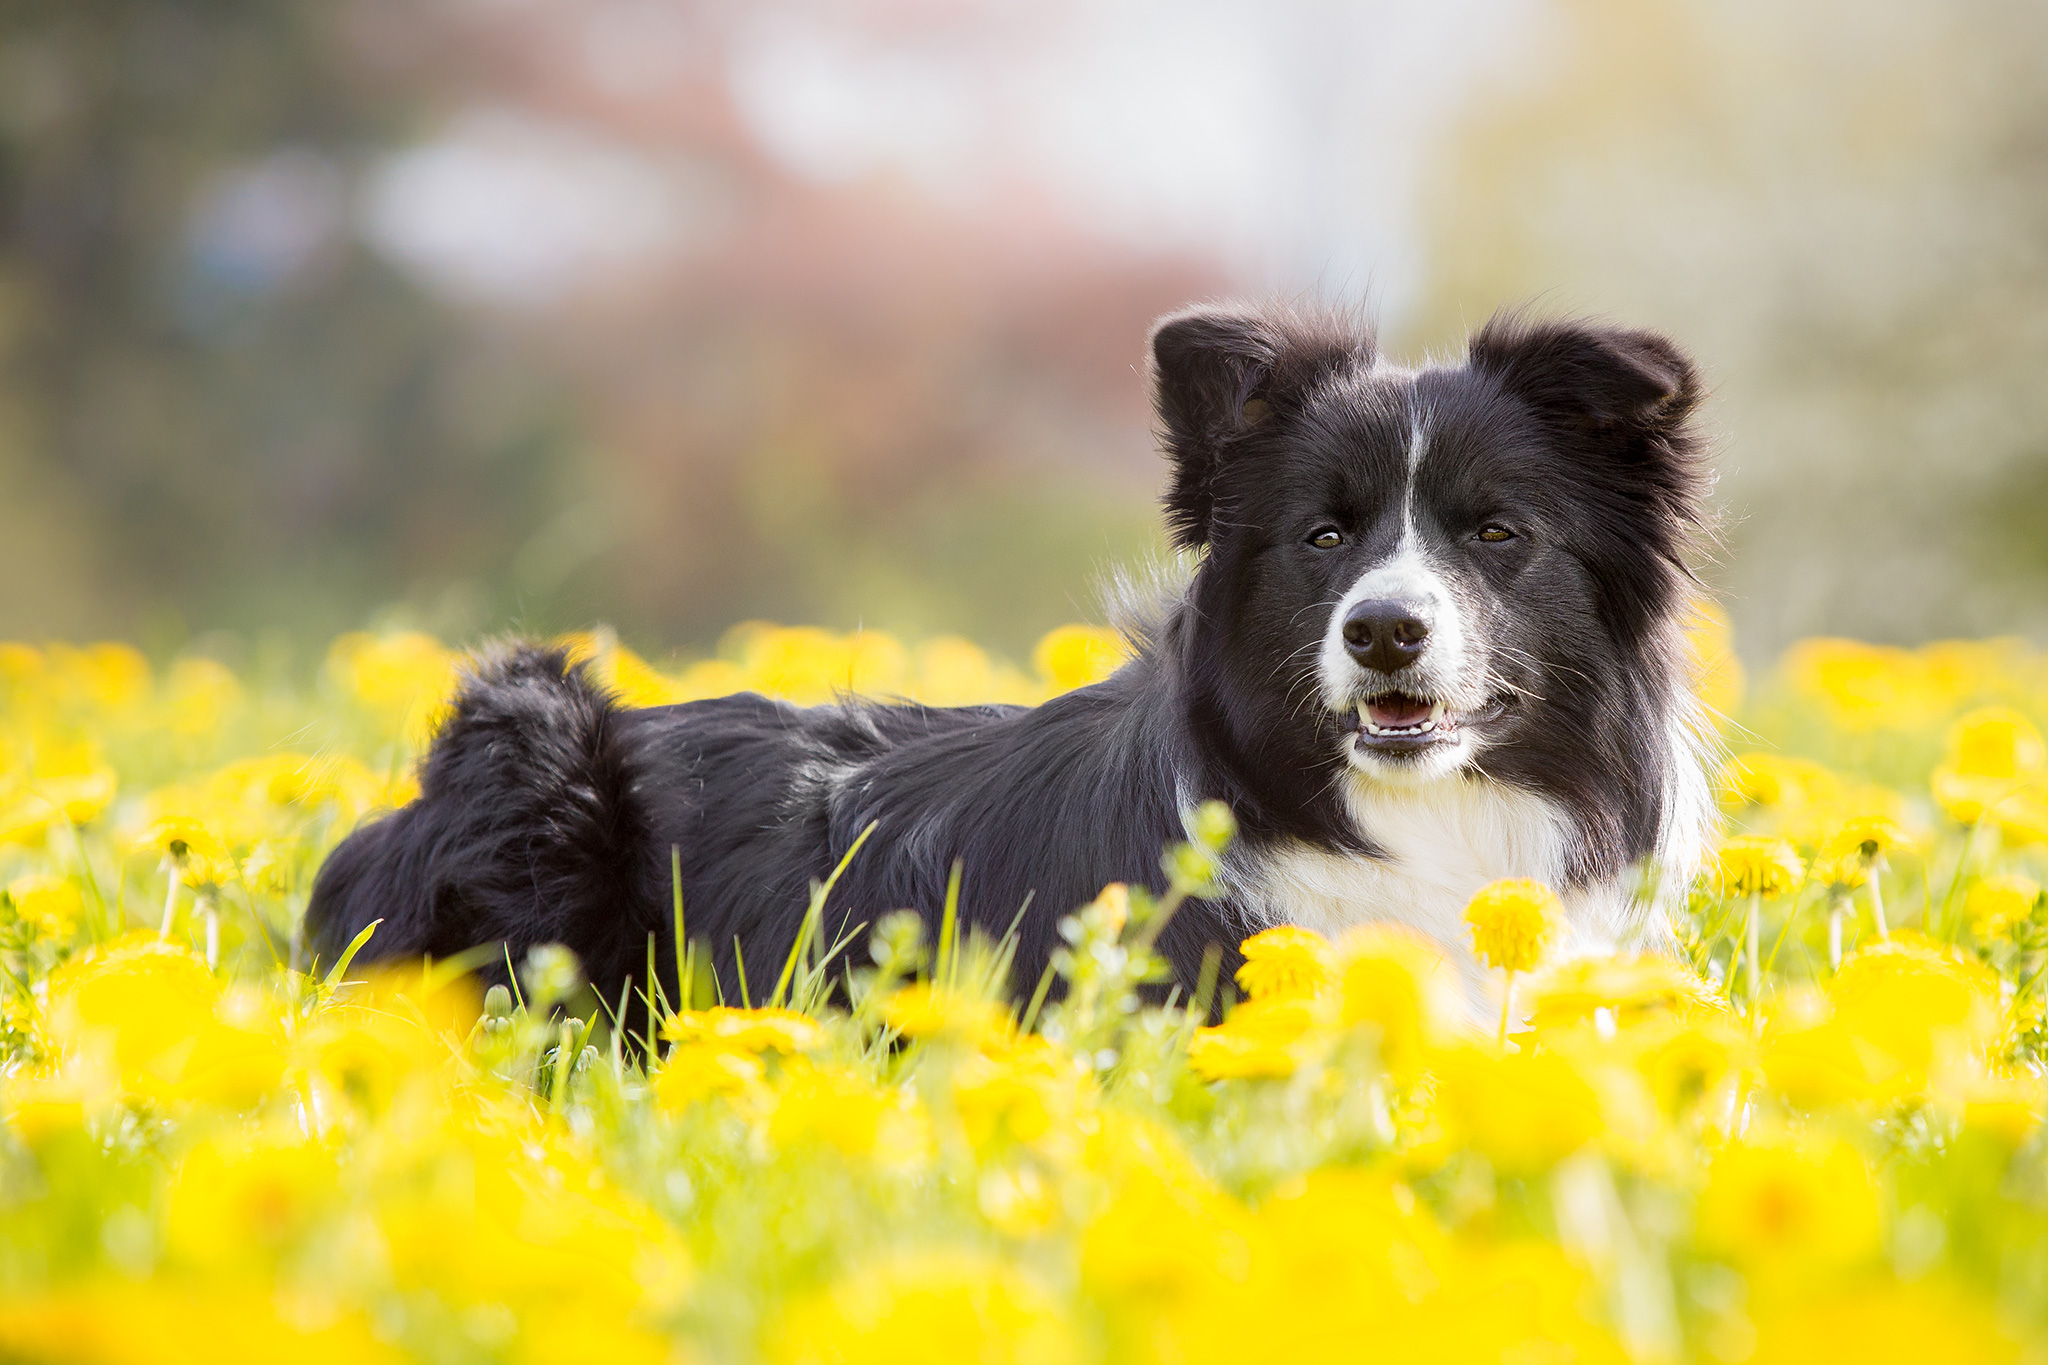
1341, 692, 1510, 753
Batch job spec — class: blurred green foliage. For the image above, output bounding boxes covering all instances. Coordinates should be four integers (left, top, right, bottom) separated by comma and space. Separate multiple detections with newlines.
0, 0, 577, 652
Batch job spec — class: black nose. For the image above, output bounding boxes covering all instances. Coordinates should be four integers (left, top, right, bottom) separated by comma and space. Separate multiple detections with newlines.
1342, 599, 1431, 673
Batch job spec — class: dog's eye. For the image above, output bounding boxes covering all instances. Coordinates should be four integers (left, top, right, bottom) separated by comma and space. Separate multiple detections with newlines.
1476, 525, 1516, 543
1307, 527, 1343, 549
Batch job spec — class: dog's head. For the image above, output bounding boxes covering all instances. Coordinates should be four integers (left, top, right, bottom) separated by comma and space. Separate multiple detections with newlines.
1151, 302, 1709, 840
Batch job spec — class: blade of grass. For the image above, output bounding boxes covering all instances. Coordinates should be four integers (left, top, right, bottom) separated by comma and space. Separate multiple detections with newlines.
645, 933, 664, 1050
770, 822, 878, 1007
1019, 959, 1059, 1035
503, 943, 527, 1012
322, 917, 383, 989
671, 843, 686, 992
938, 859, 964, 988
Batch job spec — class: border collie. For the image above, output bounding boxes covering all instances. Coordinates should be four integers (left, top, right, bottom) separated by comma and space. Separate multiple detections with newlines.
307, 303, 1714, 1009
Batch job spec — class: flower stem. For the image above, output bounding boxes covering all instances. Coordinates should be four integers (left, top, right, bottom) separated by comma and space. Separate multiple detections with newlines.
158, 864, 181, 939
1745, 890, 1761, 1016
1827, 894, 1843, 972
1497, 968, 1516, 1047
1867, 863, 1889, 941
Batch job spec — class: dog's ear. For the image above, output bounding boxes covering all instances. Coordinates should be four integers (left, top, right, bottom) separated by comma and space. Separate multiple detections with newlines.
1467, 314, 1702, 450
1470, 314, 1711, 595
1150, 304, 1369, 549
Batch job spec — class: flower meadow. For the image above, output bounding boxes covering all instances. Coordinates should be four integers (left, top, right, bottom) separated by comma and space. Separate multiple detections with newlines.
3, 617, 2048, 1364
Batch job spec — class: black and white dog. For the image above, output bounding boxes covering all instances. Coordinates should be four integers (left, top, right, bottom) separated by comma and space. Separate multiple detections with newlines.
307, 303, 1714, 1008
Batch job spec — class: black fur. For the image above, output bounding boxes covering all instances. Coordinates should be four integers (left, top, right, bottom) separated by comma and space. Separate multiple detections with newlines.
308, 301, 1711, 1007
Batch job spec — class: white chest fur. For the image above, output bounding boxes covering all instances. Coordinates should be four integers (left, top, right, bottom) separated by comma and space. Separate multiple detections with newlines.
1231, 773, 1640, 993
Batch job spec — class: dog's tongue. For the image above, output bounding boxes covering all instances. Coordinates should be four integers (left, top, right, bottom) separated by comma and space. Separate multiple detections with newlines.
1366, 695, 1433, 728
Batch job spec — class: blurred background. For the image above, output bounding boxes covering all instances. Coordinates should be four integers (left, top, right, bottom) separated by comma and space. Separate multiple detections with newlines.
3, 0, 2046, 667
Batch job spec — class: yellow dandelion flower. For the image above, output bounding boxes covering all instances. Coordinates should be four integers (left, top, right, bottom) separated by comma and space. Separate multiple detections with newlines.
1965, 875, 2041, 940
661, 1006, 824, 1055
1527, 952, 1718, 1030
236, 840, 296, 896
1186, 995, 1323, 1080
1335, 924, 1458, 1081
0, 1286, 402, 1365
327, 630, 459, 745
1427, 1044, 1605, 1173
1807, 815, 1910, 890
1825, 938, 2002, 1092
883, 983, 1013, 1044
769, 1253, 1077, 1365
515, 1316, 676, 1365
671, 657, 749, 702
0, 1070, 97, 1146
43, 937, 278, 1104
1989, 789, 2048, 847
951, 1047, 1082, 1152
1822, 812, 1913, 864
1637, 1016, 1749, 1120
1714, 836, 1804, 898
5, 875, 85, 940
1694, 1131, 1882, 1275
47, 641, 153, 714
1234, 924, 1336, 1001
1032, 624, 1129, 694
1462, 878, 1562, 975
1746, 1281, 2025, 1365
1782, 637, 1935, 732
0, 641, 43, 690
652, 1045, 765, 1110
159, 655, 243, 739
909, 635, 1038, 706
765, 1058, 928, 1162
1717, 837, 1803, 1012
1685, 596, 1746, 719
1717, 752, 1842, 814
1760, 987, 1898, 1109
1932, 707, 2048, 831
0, 733, 118, 847
130, 811, 236, 886
1958, 1072, 2048, 1151
1946, 707, 2047, 780
165, 1131, 340, 1269
737, 625, 865, 706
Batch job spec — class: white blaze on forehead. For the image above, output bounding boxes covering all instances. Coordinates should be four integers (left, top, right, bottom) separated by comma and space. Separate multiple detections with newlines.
1406, 401, 1429, 475
1315, 395, 1476, 714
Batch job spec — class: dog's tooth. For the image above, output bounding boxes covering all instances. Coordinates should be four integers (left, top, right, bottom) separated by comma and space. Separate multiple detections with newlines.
1429, 701, 1447, 724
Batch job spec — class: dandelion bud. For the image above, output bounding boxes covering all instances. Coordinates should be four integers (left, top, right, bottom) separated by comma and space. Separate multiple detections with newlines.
1161, 842, 1220, 897
1081, 882, 1130, 937
520, 943, 582, 1010
1190, 800, 1237, 854
870, 909, 928, 977
1463, 878, 1562, 975
483, 984, 514, 1019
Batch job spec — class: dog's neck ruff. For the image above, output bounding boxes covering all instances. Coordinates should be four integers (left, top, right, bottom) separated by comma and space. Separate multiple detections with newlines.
1226, 768, 1639, 997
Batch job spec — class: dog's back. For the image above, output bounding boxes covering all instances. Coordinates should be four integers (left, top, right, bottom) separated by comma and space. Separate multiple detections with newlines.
308, 643, 1214, 1002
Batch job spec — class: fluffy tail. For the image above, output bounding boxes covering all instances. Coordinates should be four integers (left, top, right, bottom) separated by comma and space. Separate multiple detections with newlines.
305, 645, 656, 989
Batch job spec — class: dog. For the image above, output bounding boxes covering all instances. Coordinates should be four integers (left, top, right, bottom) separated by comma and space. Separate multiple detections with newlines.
306, 302, 1715, 1012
